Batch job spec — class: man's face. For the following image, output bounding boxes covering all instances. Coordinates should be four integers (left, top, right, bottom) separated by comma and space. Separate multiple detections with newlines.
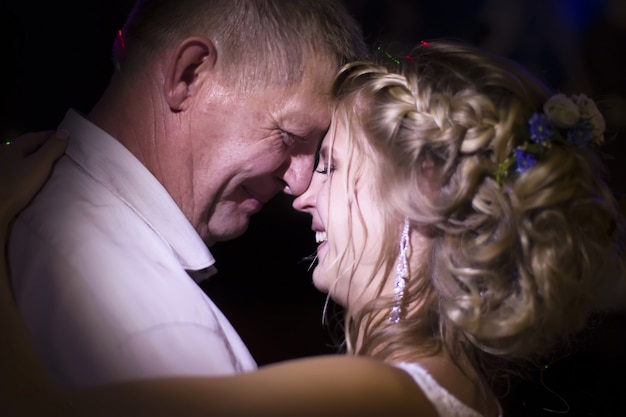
173, 59, 336, 245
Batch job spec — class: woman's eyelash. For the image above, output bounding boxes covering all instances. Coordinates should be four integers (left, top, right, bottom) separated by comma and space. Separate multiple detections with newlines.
315, 164, 336, 175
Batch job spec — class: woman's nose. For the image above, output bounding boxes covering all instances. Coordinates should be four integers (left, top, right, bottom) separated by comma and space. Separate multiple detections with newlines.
292, 176, 318, 213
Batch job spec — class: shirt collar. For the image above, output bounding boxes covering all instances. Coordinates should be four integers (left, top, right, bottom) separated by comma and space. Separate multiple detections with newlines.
58, 109, 217, 280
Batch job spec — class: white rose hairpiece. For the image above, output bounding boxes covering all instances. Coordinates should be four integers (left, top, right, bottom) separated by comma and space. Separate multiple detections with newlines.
496, 93, 606, 185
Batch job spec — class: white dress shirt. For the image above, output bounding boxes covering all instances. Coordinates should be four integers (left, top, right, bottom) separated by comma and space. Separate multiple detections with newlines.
9, 110, 257, 387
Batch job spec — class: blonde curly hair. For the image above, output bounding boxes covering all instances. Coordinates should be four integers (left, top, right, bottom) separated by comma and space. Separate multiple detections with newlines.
330, 41, 625, 379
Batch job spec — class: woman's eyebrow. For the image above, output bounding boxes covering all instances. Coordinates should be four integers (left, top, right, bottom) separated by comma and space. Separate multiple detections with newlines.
318, 145, 329, 160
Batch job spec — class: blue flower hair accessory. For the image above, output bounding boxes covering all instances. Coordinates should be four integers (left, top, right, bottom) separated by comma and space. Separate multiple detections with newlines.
496, 93, 606, 185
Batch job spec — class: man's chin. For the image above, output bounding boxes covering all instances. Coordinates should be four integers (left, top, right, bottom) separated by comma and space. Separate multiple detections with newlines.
203, 223, 250, 246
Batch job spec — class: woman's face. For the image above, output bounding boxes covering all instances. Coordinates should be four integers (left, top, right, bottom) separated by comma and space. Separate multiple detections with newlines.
293, 117, 389, 309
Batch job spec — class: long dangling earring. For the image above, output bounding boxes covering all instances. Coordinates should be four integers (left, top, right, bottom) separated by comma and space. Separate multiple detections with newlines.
389, 217, 410, 323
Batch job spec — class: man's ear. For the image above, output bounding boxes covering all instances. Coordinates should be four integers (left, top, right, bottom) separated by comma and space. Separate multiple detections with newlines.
164, 36, 218, 112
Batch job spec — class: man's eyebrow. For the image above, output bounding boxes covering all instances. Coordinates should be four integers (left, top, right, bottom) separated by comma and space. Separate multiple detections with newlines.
279, 128, 306, 143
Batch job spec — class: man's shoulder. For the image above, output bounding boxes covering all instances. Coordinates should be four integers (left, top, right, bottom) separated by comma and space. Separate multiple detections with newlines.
17, 158, 139, 234
12, 155, 172, 261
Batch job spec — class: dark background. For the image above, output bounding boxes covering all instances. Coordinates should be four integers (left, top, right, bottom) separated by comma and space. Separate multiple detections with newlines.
2, 0, 625, 415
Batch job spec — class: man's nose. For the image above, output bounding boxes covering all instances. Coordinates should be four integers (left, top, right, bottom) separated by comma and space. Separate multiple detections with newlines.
280, 153, 315, 196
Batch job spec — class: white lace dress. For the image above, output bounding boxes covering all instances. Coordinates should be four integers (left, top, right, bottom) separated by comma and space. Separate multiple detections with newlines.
394, 362, 486, 417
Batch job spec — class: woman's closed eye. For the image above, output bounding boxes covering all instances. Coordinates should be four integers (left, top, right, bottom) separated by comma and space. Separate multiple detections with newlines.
314, 145, 335, 175
314, 161, 335, 175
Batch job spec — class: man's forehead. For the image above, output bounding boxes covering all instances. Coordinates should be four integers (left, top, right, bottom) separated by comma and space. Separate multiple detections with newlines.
278, 94, 333, 132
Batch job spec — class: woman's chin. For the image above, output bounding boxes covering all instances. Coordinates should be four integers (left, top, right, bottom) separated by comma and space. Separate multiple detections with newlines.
312, 268, 340, 298
311, 271, 329, 294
